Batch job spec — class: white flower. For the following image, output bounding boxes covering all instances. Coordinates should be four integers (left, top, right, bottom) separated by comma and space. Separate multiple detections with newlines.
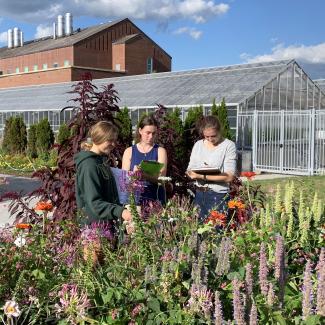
3, 300, 21, 318
158, 176, 172, 183
168, 217, 177, 223
14, 234, 26, 247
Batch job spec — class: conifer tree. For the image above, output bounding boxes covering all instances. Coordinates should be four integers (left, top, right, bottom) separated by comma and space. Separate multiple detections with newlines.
57, 123, 71, 145
28, 124, 38, 158
211, 98, 233, 140
116, 107, 133, 147
2, 116, 27, 154
36, 118, 54, 157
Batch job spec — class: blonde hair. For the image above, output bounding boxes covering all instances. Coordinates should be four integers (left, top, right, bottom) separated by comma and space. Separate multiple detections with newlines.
89, 121, 119, 145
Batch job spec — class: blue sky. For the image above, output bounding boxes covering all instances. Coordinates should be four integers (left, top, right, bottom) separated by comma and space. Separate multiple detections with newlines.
0, 0, 325, 76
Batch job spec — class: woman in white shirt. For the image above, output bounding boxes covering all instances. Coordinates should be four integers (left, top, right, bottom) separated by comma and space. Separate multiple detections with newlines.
186, 115, 237, 220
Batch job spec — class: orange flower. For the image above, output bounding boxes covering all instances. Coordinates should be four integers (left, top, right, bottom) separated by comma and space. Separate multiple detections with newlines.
15, 223, 31, 229
240, 171, 256, 180
205, 210, 227, 227
34, 201, 53, 212
228, 200, 246, 210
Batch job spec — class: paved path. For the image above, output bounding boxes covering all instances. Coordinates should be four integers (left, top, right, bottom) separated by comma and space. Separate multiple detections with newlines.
0, 174, 40, 227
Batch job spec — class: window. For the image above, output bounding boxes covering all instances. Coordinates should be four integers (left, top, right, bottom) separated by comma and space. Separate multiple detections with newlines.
53, 62, 58, 68
33, 65, 38, 71
24, 66, 29, 73
64, 60, 70, 67
115, 64, 121, 71
15, 67, 20, 73
42, 63, 48, 70
147, 57, 153, 74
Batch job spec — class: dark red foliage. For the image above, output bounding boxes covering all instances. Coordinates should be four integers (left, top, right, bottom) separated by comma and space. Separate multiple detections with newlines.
8, 74, 123, 223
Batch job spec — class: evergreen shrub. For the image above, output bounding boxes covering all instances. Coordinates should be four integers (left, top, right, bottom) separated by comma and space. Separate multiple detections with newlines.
36, 118, 54, 157
211, 98, 233, 140
2, 116, 27, 154
57, 123, 71, 145
27, 124, 38, 159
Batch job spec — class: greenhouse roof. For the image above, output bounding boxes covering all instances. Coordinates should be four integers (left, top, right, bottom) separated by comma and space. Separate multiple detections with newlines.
314, 79, 325, 92
0, 59, 294, 111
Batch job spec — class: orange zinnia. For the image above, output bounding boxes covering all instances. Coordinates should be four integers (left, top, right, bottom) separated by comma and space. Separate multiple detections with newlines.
15, 223, 31, 229
228, 200, 237, 209
228, 200, 246, 210
240, 171, 256, 180
34, 201, 53, 212
205, 210, 227, 227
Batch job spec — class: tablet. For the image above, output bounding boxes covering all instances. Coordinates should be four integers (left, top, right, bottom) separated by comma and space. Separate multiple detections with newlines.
191, 167, 221, 175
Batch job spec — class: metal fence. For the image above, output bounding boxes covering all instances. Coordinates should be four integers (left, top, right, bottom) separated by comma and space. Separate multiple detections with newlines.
237, 110, 325, 175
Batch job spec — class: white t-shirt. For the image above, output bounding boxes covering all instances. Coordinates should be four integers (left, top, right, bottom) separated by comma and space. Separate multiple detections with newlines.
187, 138, 237, 193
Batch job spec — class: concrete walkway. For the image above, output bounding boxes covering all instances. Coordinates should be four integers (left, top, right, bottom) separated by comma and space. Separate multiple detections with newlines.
0, 174, 40, 227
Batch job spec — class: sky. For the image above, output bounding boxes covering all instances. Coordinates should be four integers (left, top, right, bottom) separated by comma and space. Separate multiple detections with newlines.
0, 0, 325, 78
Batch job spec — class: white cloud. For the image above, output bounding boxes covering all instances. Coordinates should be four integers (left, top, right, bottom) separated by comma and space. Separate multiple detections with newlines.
173, 26, 202, 40
0, 0, 229, 23
0, 31, 7, 44
241, 42, 325, 64
34, 24, 52, 38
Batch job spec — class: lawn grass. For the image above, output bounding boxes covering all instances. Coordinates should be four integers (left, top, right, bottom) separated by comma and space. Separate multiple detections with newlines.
253, 175, 325, 201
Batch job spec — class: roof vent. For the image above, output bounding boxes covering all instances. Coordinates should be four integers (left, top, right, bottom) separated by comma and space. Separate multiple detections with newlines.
53, 22, 57, 39
7, 29, 13, 49
57, 15, 64, 37
20, 30, 24, 46
65, 13, 73, 36
13, 27, 20, 47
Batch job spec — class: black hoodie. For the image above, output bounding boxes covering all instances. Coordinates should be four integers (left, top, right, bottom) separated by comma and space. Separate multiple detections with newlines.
74, 151, 124, 224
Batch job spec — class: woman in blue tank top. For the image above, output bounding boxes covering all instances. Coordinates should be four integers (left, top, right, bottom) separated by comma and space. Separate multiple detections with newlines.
122, 115, 167, 205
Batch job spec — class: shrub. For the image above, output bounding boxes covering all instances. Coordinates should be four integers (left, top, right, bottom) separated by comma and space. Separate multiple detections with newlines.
57, 123, 71, 145
211, 98, 233, 140
27, 125, 38, 158
2, 116, 27, 154
183, 105, 203, 154
36, 119, 54, 157
116, 107, 133, 148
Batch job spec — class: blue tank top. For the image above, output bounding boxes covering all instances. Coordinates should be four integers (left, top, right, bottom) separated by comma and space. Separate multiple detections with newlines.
130, 144, 165, 204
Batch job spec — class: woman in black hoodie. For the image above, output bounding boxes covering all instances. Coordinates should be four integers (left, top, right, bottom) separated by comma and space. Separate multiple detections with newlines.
74, 121, 132, 225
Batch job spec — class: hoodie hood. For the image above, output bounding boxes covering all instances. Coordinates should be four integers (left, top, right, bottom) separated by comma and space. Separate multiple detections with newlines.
74, 150, 100, 167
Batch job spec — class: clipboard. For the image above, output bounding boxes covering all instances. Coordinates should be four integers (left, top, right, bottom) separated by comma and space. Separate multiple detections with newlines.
191, 167, 221, 175
140, 160, 164, 176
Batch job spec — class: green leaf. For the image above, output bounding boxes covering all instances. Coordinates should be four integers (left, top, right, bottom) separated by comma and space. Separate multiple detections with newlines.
147, 298, 161, 313
102, 290, 114, 304
272, 311, 286, 325
31, 269, 45, 280
305, 315, 322, 325
182, 281, 190, 290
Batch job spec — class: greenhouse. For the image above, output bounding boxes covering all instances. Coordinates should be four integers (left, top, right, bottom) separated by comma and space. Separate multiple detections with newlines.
0, 59, 324, 175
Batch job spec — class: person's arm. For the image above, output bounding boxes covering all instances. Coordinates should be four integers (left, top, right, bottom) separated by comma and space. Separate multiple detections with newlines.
122, 147, 132, 171
187, 141, 199, 171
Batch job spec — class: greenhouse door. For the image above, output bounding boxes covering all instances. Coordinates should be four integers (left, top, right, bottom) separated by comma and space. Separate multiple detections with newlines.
252, 110, 314, 175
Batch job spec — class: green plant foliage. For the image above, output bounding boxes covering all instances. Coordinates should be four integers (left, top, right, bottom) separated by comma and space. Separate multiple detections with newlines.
57, 123, 71, 145
116, 107, 133, 147
183, 105, 203, 154
165, 108, 186, 161
27, 124, 38, 158
36, 118, 54, 156
2, 116, 27, 154
211, 98, 233, 140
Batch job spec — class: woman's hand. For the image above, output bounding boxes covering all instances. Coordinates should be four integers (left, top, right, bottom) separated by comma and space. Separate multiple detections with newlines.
186, 170, 203, 180
133, 165, 140, 172
122, 209, 132, 222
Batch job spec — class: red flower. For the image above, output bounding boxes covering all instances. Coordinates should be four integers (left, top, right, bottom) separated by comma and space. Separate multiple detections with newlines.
205, 210, 227, 227
15, 223, 31, 230
240, 171, 256, 180
34, 201, 53, 212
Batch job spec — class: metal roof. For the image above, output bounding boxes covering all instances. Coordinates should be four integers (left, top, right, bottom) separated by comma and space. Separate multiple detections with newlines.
0, 19, 125, 59
314, 79, 325, 92
0, 60, 293, 111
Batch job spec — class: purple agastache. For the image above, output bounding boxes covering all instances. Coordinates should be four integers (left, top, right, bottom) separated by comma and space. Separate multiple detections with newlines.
249, 303, 258, 325
316, 249, 325, 316
245, 263, 253, 297
0, 227, 13, 243
267, 282, 275, 306
214, 291, 224, 325
302, 260, 314, 320
215, 237, 232, 276
275, 234, 286, 307
259, 243, 269, 297
232, 278, 245, 325
55, 283, 90, 324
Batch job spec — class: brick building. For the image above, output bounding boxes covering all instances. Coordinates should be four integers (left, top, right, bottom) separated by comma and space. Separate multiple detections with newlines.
0, 17, 171, 89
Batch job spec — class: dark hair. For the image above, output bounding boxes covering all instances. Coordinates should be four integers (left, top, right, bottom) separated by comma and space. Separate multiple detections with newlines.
196, 115, 222, 141
135, 114, 158, 143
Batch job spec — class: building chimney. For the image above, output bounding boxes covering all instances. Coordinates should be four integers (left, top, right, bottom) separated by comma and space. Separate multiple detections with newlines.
53, 22, 57, 39
57, 15, 64, 37
13, 27, 20, 47
7, 29, 13, 48
65, 13, 73, 36
20, 30, 24, 46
